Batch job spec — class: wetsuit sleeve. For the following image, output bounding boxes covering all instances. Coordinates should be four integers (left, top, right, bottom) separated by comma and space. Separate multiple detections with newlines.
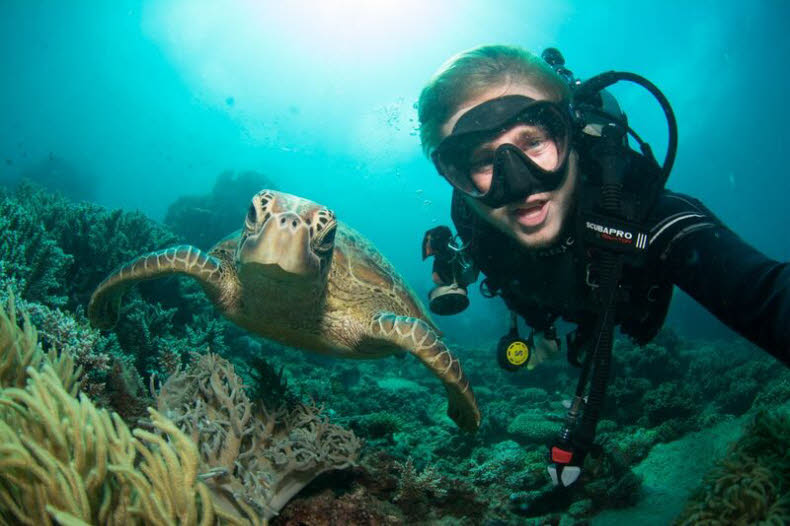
650, 192, 790, 365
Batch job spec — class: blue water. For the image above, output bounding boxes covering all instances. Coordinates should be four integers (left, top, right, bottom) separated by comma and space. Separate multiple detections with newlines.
1, 0, 788, 346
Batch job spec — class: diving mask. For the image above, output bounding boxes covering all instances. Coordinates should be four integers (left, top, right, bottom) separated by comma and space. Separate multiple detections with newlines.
432, 95, 573, 208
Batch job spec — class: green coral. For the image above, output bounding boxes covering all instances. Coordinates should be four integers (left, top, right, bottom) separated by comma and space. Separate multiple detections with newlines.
506, 409, 559, 445
11, 181, 180, 309
0, 193, 73, 306
0, 182, 231, 384
350, 410, 404, 442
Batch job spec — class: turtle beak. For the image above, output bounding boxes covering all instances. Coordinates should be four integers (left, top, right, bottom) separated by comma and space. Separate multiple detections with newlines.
239, 211, 321, 279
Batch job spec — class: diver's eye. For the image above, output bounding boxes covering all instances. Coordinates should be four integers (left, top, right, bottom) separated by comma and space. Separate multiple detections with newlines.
246, 203, 257, 224
317, 226, 337, 252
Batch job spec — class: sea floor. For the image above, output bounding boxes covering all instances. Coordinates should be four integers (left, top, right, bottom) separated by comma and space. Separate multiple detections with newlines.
592, 399, 790, 525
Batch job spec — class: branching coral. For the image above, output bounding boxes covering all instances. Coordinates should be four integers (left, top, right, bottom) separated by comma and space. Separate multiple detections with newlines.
392, 457, 447, 504
0, 195, 73, 306
1, 182, 224, 385
155, 352, 362, 520
11, 181, 180, 310
22, 300, 118, 400
0, 286, 150, 419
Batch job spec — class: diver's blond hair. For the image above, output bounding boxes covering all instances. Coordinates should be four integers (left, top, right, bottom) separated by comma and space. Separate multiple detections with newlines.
417, 45, 571, 156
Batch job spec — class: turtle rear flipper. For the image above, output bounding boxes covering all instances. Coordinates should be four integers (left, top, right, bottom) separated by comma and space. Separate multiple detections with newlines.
88, 245, 225, 329
369, 313, 481, 432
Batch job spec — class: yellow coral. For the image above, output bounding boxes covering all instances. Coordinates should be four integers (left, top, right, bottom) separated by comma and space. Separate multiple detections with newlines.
0, 364, 229, 525
0, 297, 265, 525
0, 293, 81, 394
0, 295, 357, 524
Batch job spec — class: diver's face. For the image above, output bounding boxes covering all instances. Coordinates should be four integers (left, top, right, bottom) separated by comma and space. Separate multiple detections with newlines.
440, 84, 578, 249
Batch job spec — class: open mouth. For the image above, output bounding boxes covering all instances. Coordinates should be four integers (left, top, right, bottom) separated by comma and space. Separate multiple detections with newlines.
512, 200, 549, 227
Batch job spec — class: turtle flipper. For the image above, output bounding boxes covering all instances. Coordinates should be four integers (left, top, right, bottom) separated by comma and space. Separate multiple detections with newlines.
88, 245, 225, 329
370, 313, 481, 432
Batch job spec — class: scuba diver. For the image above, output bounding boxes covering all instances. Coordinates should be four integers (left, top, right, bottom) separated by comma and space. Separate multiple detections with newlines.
417, 45, 790, 488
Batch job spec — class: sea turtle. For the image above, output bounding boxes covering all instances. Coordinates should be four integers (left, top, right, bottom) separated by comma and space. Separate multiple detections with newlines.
88, 189, 480, 431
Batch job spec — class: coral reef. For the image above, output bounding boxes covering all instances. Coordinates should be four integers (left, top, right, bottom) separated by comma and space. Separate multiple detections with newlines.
155, 352, 362, 520
6, 181, 180, 310
0, 298, 229, 525
0, 191, 73, 306
0, 284, 150, 421
0, 296, 362, 524
392, 457, 447, 504
675, 409, 790, 525
0, 181, 232, 385
2, 180, 788, 525
255, 328, 788, 524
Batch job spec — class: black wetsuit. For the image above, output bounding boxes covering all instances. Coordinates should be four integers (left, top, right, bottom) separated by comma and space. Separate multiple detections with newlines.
454, 190, 790, 366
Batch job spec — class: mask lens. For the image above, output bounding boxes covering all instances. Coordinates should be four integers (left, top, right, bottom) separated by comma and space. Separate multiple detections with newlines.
515, 105, 569, 173
433, 99, 571, 197
433, 141, 488, 195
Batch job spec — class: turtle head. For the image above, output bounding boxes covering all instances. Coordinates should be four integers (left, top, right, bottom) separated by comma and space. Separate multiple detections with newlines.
236, 190, 337, 283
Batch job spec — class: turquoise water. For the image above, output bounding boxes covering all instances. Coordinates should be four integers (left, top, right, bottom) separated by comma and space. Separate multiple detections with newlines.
2, 1, 788, 345
1, 1, 789, 524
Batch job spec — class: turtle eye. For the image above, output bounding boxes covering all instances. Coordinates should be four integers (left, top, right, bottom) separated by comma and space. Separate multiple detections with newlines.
246, 203, 257, 224
316, 225, 337, 253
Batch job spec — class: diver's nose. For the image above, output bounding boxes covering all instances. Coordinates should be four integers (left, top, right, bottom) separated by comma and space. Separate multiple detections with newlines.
276, 212, 303, 232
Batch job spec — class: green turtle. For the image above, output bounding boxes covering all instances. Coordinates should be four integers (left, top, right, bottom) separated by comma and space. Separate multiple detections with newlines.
88, 190, 480, 431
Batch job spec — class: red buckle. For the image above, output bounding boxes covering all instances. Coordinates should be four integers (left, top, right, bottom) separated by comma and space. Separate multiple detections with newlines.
551, 446, 573, 464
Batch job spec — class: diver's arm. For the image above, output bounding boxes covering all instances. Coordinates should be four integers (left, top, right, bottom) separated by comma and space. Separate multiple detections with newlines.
655, 195, 790, 365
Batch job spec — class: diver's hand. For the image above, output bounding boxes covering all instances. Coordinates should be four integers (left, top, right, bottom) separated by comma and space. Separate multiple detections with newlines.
527, 331, 562, 370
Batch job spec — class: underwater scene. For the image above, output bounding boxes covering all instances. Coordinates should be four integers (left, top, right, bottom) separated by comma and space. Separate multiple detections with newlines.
1, 1, 789, 525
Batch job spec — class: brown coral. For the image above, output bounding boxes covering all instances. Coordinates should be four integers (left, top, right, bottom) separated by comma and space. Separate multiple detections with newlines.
392, 457, 448, 505
273, 487, 404, 526
155, 352, 362, 520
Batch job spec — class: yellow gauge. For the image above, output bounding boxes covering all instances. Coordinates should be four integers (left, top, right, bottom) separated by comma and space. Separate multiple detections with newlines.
506, 340, 530, 366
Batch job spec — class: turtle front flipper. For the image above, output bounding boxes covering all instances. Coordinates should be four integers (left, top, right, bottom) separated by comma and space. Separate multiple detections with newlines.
370, 313, 481, 432
88, 245, 227, 329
